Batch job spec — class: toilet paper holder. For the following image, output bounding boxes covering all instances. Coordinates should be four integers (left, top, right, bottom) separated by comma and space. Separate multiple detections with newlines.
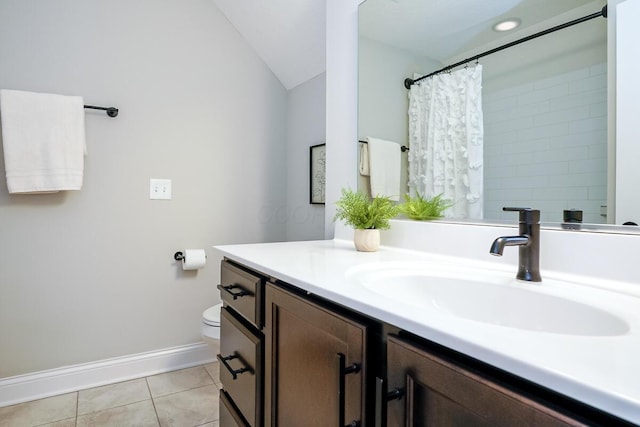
174, 249, 207, 270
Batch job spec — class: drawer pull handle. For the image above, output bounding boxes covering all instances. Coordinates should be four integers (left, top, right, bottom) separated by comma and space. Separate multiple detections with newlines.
217, 353, 251, 380
217, 284, 251, 300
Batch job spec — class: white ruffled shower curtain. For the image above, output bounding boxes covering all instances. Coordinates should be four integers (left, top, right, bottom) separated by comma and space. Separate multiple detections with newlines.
408, 65, 484, 219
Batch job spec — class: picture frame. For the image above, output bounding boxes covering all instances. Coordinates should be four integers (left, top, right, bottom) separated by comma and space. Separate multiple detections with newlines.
309, 143, 326, 204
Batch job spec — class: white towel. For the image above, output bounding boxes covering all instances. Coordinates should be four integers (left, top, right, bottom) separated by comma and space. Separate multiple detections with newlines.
0, 89, 86, 194
367, 137, 401, 201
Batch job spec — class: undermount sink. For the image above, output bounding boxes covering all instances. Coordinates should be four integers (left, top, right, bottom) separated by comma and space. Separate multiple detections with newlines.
346, 263, 629, 337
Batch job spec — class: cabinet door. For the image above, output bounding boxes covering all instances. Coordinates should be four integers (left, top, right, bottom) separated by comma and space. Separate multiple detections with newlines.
265, 283, 368, 427
386, 335, 585, 427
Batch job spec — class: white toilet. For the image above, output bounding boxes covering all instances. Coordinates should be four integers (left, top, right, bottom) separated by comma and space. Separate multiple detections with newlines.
201, 303, 222, 355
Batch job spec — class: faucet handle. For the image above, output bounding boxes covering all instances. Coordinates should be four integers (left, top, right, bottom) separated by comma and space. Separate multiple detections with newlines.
503, 207, 540, 224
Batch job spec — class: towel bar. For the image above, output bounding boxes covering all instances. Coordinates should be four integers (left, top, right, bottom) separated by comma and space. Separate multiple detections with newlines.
84, 104, 118, 117
359, 140, 409, 152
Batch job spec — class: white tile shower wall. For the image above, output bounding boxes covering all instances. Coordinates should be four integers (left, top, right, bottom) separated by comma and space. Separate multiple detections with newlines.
483, 63, 607, 223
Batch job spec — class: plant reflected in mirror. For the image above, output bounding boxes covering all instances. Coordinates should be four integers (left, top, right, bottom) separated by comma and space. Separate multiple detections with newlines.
398, 193, 452, 221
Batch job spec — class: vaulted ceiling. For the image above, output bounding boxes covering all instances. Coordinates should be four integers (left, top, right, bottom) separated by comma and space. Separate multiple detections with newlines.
211, 0, 600, 91
211, 0, 327, 90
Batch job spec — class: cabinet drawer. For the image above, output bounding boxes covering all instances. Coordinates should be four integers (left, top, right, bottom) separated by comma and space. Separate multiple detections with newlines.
219, 260, 264, 328
219, 306, 263, 427
220, 389, 250, 427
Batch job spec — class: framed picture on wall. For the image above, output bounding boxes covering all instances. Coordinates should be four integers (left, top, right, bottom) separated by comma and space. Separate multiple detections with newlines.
310, 143, 326, 204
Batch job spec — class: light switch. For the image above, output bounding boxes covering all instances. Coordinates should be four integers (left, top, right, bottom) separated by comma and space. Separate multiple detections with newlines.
150, 179, 172, 200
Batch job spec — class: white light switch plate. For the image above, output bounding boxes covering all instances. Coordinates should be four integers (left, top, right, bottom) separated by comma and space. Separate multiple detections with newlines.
150, 179, 172, 200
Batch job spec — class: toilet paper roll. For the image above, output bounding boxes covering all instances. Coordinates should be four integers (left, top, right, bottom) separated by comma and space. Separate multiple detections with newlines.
182, 249, 207, 270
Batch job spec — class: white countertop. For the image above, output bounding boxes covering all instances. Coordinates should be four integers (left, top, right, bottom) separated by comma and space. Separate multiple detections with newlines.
214, 239, 640, 425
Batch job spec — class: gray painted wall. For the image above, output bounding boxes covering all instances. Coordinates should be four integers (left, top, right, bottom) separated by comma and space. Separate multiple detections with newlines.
0, 0, 288, 378
286, 73, 326, 241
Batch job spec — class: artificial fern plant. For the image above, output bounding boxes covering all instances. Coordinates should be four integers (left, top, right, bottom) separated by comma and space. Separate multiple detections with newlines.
334, 188, 399, 230
398, 193, 451, 220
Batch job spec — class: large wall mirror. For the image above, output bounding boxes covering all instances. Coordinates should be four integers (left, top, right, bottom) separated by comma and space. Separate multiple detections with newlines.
358, 0, 639, 232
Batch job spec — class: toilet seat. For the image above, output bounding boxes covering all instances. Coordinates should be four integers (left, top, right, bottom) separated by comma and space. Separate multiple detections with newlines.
202, 303, 222, 327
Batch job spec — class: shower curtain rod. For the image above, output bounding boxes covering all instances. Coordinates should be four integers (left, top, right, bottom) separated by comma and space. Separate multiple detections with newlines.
404, 5, 607, 89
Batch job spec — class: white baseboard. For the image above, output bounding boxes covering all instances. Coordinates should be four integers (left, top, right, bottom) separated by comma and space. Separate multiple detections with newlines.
0, 342, 216, 408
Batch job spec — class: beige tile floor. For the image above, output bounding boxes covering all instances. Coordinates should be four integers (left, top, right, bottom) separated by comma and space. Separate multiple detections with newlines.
0, 363, 221, 427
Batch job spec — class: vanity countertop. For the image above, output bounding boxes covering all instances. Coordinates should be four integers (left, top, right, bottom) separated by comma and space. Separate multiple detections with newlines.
214, 239, 640, 425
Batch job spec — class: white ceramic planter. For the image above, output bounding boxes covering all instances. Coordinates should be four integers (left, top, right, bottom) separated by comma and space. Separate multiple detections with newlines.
354, 229, 380, 252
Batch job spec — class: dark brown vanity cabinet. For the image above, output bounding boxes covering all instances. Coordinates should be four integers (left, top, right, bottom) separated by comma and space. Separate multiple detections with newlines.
385, 334, 586, 427
264, 283, 369, 427
218, 260, 267, 427
218, 259, 633, 427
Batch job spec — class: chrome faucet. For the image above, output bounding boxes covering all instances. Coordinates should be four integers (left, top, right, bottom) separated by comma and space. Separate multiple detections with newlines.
490, 207, 541, 282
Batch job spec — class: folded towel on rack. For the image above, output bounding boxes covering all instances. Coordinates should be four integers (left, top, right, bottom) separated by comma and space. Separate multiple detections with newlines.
367, 137, 401, 201
0, 89, 86, 193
